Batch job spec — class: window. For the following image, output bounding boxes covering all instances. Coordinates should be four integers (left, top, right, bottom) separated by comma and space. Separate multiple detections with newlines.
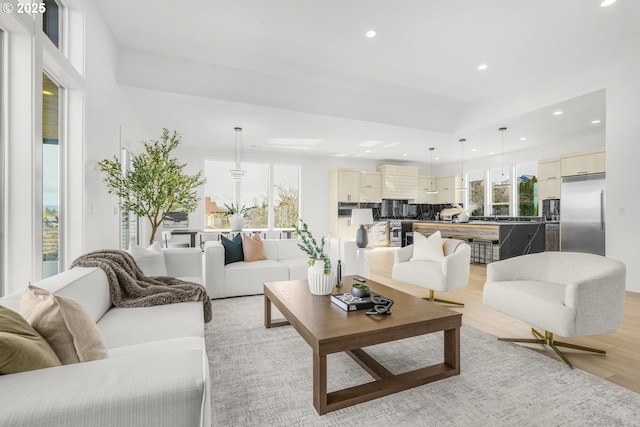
0, 29, 3, 296
272, 165, 300, 229
490, 166, 511, 216
468, 170, 485, 216
42, 73, 62, 278
120, 148, 139, 249
203, 160, 300, 230
516, 162, 538, 216
43, 0, 61, 48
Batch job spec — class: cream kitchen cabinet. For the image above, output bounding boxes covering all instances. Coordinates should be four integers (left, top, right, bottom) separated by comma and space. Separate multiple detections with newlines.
337, 217, 358, 241
335, 169, 361, 202
414, 175, 438, 203
537, 159, 561, 201
561, 150, 605, 177
436, 175, 462, 204
359, 172, 382, 203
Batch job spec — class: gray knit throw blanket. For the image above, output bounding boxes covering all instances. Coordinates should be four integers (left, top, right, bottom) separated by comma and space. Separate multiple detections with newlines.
70, 249, 212, 323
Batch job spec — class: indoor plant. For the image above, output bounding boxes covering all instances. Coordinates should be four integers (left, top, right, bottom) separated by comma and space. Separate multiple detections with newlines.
98, 129, 206, 245
294, 219, 333, 295
223, 203, 253, 231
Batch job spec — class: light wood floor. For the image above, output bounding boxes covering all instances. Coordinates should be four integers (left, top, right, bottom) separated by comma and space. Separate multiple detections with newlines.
365, 248, 640, 394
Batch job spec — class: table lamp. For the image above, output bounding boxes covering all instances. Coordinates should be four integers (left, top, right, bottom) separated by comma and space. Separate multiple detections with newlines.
351, 208, 373, 248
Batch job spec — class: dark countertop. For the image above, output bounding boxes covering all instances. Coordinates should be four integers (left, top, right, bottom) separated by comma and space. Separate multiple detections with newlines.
416, 220, 545, 226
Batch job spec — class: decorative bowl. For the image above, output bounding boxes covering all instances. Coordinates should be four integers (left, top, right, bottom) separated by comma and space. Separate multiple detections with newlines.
350, 284, 370, 298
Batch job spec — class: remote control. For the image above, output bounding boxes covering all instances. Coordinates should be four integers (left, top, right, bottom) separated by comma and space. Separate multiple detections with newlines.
353, 276, 366, 282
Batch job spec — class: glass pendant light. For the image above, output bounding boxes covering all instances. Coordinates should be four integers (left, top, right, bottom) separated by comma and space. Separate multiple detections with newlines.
229, 127, 246, 180
427, 147, 438, 194
495, 127, 511, 188
456, 138, 468, 191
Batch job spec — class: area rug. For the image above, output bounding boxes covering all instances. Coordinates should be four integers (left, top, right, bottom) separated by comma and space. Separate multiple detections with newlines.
206, 296, 640, 426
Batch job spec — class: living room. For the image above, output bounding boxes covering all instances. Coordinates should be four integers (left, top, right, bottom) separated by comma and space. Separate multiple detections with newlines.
2, 0, 640, 425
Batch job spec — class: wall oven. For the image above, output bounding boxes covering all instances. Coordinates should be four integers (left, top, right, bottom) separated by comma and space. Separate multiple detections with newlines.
389, 220, 402, 247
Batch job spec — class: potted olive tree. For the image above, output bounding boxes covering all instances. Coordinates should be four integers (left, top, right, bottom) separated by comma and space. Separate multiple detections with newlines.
294, 219, 333, 295
98, 129, 206, 245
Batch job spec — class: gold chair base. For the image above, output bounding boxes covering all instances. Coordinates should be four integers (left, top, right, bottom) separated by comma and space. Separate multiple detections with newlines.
498, 328, 606, 368
422, 290, 465, 307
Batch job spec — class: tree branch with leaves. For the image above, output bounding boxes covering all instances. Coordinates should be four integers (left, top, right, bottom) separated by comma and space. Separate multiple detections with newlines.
98, 129, 206, 245
294, 219, 331, 275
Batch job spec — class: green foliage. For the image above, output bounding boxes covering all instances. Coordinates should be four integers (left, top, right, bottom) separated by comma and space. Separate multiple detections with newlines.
294, 219, 331, 275
223, 203, 253, 217
98, 129, 206, 245
518, 176, 538, 216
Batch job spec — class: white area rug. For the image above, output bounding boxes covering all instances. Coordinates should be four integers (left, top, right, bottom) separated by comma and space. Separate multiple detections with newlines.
206, 296, 640, 426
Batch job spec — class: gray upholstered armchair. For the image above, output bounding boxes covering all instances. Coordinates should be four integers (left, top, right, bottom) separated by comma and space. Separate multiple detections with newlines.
392, 238, 471, 306
482, 251, 626, 368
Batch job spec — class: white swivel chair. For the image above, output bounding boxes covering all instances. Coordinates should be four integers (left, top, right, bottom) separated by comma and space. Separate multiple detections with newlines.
392, 232, 471, 307
483, 252, 626, 368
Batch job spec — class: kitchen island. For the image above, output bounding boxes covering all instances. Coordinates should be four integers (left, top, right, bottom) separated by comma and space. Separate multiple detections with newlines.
411, 220, 545, 262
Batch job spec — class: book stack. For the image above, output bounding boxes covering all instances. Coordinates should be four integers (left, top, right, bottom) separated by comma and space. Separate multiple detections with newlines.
330, 293, 375, 312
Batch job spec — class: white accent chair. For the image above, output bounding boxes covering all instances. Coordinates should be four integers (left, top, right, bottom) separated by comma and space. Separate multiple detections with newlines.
392, 238, 471, 306
482, 252, 626, 368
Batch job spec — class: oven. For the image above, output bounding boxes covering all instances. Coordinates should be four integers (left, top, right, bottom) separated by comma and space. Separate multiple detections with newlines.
389, 220, 402, 247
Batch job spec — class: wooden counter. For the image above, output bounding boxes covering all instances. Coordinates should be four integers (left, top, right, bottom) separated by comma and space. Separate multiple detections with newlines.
412, 221, 546, 261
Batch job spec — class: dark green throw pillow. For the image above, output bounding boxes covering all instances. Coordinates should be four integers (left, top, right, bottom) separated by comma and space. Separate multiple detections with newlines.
221, 234, 244, 265
0, 305, 62, 375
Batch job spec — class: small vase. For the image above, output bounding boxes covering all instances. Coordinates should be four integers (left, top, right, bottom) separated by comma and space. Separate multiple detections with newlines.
229, 214, 245, 231
307, 262, 334, 295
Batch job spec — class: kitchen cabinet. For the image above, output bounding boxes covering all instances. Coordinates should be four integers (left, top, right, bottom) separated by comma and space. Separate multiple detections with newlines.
336, 169, 361, 202
359, 172, 382, 203
414, 175, 438, 203
436, 175, 462, 204
561, 150, 605, 177
337, 217, 358, 241
377, 164, 419, 200
537, 159, 561, 201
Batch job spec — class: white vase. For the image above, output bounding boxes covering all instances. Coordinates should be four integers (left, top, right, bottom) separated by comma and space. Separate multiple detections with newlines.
307, 262, 334, 295
229, 214, 244, 231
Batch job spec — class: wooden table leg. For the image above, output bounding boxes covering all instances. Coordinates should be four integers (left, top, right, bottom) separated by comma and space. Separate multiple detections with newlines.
444, 326, 461, 374
264, 295, 272, 328
313, 352, 328, 415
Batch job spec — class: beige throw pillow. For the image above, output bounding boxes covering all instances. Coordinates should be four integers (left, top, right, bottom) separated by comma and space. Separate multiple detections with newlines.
19, 285, 108, 365
242, 233, 266, 262
410, 231, 444, 262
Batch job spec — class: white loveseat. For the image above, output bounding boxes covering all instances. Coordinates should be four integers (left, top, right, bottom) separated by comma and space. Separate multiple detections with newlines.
0, 248, 210, 427
205, 237, 360, 298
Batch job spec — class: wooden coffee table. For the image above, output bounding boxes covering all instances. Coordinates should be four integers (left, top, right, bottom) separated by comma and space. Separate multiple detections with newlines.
264, 276, 462, 415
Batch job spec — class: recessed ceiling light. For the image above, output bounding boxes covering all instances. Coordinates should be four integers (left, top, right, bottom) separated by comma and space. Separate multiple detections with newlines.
435, 157, 440, 160
601, 0, 616, 7
365, 150, 372, 153
520, 137, 527, 141
366, 30, 376, 38
471, 148, 477, 152
478, 64, 488, 71
591, 119, 602, 124
553, 111, 563, 116
402, 153, 407, 157
489, 152, 495, 155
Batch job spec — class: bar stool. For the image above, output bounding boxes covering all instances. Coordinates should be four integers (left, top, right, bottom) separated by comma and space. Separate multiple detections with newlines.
473, 237, 498, 264
454, 235, 475, 264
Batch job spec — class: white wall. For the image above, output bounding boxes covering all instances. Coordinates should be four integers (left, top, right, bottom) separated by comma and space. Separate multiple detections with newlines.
81, 0, 147, 254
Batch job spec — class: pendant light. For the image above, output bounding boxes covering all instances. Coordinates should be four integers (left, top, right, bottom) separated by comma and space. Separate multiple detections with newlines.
228, 127, 246, 180
496, 127, 511, 188
427, 147, 438, 194
456, 138, 468, 191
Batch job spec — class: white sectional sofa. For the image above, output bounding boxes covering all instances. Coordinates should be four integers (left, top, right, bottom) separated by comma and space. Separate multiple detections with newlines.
0, 248, 210, 427
205, 237, 361, 298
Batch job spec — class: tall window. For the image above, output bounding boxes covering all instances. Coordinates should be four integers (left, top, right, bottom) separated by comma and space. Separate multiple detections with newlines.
490, 166, 511, 216
203, 160, 300, 230
0, 29, 4, 296
273, 165, 300, 229
120, 148, 139, 249
468, 170, 485, 216
42, 73, 62, 278
516, 162, 538, 216
43, 0, 61, 48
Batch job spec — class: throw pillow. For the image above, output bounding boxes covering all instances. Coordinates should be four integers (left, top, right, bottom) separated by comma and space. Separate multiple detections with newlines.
221, 233, 244, 265
410, 230, 444, 262
242, 233, 266, 262
0, 306, 61, 374
20, 285, 109, 365
129, 241, 168, 276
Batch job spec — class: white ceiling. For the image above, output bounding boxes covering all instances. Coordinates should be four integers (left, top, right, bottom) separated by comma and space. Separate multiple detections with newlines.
97, 0, 639, 165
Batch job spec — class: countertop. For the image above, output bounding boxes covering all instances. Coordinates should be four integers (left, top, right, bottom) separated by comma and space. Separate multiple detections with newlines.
416, 220, 545, 226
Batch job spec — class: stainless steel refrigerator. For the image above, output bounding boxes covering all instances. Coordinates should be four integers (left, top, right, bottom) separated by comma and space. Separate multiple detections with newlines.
560, 173, 605, 255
